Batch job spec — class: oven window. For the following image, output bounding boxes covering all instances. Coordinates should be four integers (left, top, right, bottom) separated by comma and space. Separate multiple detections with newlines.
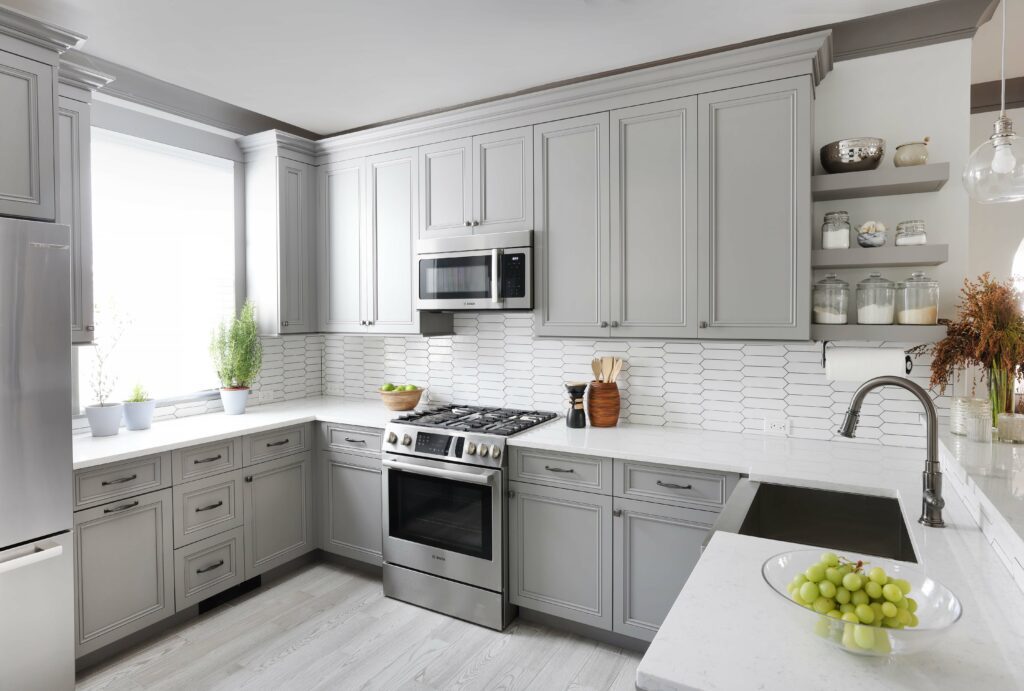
419, 255, 491, 300
389, 470, 493, 560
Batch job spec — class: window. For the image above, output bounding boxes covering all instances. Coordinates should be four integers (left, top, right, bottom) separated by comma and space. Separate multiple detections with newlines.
77, 129, 237, 408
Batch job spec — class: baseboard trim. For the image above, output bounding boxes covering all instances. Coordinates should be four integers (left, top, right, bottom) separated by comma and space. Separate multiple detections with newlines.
518, 607, 650, 654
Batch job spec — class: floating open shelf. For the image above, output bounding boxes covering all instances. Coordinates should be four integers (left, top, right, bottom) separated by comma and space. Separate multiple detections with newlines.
810, 323, 947, 342
812, 162, 949, 201
812, 244, 948, 270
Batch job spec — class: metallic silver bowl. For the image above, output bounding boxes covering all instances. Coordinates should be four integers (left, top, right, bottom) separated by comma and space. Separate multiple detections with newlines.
820, 137, 885, 173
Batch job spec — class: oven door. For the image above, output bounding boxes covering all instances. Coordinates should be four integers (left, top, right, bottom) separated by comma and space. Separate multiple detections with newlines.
382, 455, 503, 592
416, 248, 531, 310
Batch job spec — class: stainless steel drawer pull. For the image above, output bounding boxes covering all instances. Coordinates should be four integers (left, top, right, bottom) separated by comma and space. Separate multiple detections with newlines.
195, 501, 224, 512
194, 454, 223, 464
344, 437, 366, 444
101, 474, 137, 486
103, 501, 139, 514
657, 480, 693, 490
195, 559, 225, 574
613, 509, 623, 517
544, 466, 575, 473
266, 439, 290, 447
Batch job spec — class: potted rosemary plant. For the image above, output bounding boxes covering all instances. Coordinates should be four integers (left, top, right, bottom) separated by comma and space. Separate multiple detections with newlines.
210, 301, 262, 415
123, 383, 156, 431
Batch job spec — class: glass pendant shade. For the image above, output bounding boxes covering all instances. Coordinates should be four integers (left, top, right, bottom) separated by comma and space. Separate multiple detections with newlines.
963, 115, 1024, 204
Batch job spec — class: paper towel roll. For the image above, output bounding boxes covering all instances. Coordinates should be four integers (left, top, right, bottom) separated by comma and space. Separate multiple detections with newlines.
824, 347, 912, 382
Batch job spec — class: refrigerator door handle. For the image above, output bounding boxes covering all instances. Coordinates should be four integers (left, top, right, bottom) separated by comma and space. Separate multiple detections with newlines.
0, 541, 63, 575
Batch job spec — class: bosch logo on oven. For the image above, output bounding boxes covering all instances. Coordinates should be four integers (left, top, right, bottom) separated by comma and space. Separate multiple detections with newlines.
432, 554, 446, 562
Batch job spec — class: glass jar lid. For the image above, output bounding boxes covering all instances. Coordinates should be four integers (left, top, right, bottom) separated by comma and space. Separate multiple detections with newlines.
896, 220, 926, 233
857, 271, 894, 289
897, 271, 938, 288
816, 273, 849, 289
823, 211, 849, 222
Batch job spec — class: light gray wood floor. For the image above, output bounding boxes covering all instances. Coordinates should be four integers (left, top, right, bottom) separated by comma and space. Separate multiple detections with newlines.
76, 561, 641, 691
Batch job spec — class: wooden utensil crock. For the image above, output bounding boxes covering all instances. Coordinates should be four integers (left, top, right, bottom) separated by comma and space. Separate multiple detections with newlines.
587, 381, 620, 427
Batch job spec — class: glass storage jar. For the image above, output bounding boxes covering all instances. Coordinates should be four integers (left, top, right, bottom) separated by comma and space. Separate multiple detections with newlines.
856, 272, 895, 324
821, 211, 851, 250
896, 271, 939, 324
812, 274, 849, 324
895, 220, 927, 246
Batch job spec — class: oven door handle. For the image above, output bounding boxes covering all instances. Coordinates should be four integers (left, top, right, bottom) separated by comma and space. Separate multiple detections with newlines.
382, 458, 493, 486
491, 248, 501, 304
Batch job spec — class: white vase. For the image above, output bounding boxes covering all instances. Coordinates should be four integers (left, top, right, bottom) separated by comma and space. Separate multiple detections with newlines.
85, 403, 124, 437
123, 400, 156, 430
220, 388, 250, 415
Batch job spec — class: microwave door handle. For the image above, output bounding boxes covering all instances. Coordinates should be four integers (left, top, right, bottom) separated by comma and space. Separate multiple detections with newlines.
491, 249, 500, 304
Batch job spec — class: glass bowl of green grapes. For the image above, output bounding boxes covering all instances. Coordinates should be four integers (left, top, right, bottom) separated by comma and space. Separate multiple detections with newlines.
763, 549, 962, 656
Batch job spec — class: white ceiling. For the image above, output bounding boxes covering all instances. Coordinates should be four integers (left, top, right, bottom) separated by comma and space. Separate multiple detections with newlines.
13, 0, 935, 135
972, 0, 1024, 84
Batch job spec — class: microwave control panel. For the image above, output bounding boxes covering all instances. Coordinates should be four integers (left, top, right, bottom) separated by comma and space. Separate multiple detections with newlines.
501, 253, 526, 298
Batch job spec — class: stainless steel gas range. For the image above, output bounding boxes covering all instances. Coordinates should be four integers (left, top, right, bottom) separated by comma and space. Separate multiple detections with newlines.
380, 405, 558, 630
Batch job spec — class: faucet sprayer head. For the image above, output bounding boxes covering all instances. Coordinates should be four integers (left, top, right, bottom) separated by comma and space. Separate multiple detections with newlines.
838, 409, 860, 438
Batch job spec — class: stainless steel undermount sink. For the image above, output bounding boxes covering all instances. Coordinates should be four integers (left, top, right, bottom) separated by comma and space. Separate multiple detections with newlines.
707, 480, 917, 563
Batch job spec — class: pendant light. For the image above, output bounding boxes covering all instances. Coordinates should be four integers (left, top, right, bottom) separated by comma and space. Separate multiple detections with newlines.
963, 0, 1024, 203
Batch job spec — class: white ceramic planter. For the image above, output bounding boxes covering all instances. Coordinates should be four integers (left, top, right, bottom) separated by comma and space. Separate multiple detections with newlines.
220, 387, 250, 415
123, 400, 156, 430
85, 403, 124, 437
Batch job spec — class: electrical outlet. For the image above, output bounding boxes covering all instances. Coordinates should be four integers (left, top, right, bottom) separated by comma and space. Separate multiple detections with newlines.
763, 418, 791, 436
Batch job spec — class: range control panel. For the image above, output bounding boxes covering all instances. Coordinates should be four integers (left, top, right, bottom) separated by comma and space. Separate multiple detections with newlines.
382, 424, 506, 468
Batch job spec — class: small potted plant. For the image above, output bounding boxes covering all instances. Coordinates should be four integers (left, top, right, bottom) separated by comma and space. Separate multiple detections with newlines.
84, 315, 126, 437
210, 300, 262, 415
123, 383, 156, 431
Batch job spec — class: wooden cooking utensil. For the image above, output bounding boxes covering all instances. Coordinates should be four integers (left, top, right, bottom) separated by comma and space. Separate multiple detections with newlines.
592, 358, 603, 382
602, 356, 613, 383
609, 358, 623, 383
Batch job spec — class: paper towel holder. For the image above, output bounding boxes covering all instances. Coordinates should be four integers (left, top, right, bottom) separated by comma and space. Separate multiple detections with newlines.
819, 341, 913, 375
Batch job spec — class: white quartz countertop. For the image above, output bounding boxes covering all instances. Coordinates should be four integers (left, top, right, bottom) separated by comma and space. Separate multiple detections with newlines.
942, 431, 1024, 538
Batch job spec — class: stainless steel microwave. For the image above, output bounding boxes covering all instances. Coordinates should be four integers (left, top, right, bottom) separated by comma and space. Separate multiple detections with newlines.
416, 230, 532, 311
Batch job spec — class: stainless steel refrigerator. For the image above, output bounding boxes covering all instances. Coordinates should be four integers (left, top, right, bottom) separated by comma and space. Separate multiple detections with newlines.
0, 218, 75, 690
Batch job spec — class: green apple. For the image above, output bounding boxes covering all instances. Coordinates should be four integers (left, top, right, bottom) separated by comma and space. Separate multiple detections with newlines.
380, 383, 396, 392
402, 384, 417, 391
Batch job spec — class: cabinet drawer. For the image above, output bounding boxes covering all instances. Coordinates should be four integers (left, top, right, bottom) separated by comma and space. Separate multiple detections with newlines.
614, 461, 727, 509
74, 454, 171, 511
243, 424, 309, 466
172, 470, 243, 547
172, 438, 242, 483
321, 424, 381, 454
510, 448, 612, 494
173, 527, 244, 611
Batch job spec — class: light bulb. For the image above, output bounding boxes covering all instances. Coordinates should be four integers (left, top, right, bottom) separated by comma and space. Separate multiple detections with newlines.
992, 142, 1017, 175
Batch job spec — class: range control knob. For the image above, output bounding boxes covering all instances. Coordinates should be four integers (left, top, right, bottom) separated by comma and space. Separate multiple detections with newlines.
386, 431, 398, 444
477, 444, 490, 457
401, 434, 412, 446
465, 442, 477, 456
490, 446, 501, 459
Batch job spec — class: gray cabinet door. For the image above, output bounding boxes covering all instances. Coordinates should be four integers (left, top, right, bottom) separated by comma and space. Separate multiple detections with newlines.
509, 480, 613, 630
277, 158, 316, 333
319, 158, 367, 333
533, 113, 611, 338
367, 148, 418, 334
57, 95, 93, 343
243, 451, 314, 579
321, 450, 382, 565
0, 48, 55, 221
419, 137, 472, 238
472, 126, 532, 234
612, 497, 715, 642
610, 98, 698, 339
73, 488, 174, 657
698, 77, 811, 340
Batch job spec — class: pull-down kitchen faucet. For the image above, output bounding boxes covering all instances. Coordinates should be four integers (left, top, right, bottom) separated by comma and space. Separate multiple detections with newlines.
838, 375, 945, 528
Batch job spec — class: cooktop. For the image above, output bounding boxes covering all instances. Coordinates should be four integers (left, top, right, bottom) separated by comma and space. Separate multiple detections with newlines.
391, 405, 558, 437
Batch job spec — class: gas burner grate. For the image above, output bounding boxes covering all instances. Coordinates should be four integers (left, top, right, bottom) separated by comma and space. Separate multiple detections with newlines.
393, 404, 558, 436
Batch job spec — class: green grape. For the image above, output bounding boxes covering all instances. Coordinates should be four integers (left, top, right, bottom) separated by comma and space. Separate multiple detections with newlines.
821, 552, 839, 567
835, 586, 851, 604
853, 624, 876, 649
843, 573, 864, 591
897, 609, 913, 626
800, 581, 820, 603
864, 581, 883, 599
813, 596, 834, 614
825, 567, 843, 585
818, 580, 837, 599
882, 616, 901, 628
872, 629, 893, 654
842, 623, 857, 650
882, 583, 903, 603
870, 602, 884, 619
908, 612, 919, 628
841, 612, 860, 623
894, 578, 912, 595
851, 590, 869, 606
839, 603, 855, 614
906, 597, 918, 613
881, 601, 898, 618
793, 590, 807, 606
895, 597, 909, 610
787, 582, 797, 594
805, 563, 826, 583
792, 574, 808, 587
826, 609, 842, 618
814, 617, 832, 638
855, 604, 875, 624
838, 564, 853, 576
868, 566, 887, 585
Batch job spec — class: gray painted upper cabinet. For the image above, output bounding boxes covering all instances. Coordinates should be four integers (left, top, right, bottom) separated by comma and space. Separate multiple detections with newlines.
534, 113, 611, 339
367, 148, 418, 333
418, 126, 532, 238
242, 451, 315, 579
0, 46, 56, 221
697, 77, 812, 340
610, 97, 698, 339
318, 158, 367, 333
57, 94, 93, 343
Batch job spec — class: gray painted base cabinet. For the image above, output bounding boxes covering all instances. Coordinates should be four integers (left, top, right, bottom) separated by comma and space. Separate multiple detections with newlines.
242, 450, 315, 579
320, 449, 382, 565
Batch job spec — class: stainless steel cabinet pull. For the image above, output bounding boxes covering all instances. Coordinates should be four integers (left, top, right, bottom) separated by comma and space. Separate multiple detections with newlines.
195, 560, 224, 574
508, 489, 516, 498
600, 321, 609, 328
610, 321, 619, 327
700, 321, 708, 329
101, 474, 137, 486
656, 480, 693, 490
613, 509, 623, 517
472, 220, 480, 226
195, 501, 224, 512
464, 221, 472, 227
344, 437, 366, 444
103, 501, 139, 514
194, 454, 222, 464
282, 320, 290, 327
266, 439, 289, 447
85, 325, 95, 332
244, 475, 253, 482
544, 466, 575, 473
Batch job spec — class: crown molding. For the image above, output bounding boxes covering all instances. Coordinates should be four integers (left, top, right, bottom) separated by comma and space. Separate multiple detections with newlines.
238, 130, 318, 163
0, 5, 84, 53
58, 56, 114, 92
